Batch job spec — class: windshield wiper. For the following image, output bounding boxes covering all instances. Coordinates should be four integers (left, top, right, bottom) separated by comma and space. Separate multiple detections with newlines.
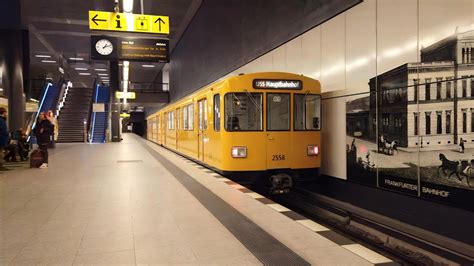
303, 90, 310, 100
244, 90, 261, 112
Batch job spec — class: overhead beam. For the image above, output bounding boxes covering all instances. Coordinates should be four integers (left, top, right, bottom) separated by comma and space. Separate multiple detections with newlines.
29, 24, 88, 87
38, 30, 172, 39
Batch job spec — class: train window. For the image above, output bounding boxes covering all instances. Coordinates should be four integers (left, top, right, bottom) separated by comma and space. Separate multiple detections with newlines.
267, 93, 290, 131
199, 99, 208, 130
214, 94, 220, 132
183, 103, 194, 130
183, 105, 188, 130
224, 93, 263, 131
294, 94, 321, 130
168, 111, 175, 130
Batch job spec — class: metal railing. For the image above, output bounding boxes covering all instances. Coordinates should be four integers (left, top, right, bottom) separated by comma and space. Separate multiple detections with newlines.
129, 82, 169, 93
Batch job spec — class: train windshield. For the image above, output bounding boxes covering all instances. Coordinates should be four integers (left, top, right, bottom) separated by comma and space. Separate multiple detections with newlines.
267, 93, 290, 130
294, 94, 321, 130
224, 93, 263, 131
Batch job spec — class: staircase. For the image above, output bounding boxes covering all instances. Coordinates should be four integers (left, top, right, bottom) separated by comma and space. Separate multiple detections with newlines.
57, 87, 93, 143
91, 85, 109, 143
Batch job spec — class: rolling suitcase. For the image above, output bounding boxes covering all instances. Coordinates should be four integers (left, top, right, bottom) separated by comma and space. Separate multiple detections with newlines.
30, 149, 44, 168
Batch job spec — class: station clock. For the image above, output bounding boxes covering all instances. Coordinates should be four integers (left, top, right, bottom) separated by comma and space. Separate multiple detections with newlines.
90, 36, 118, 60
95, 39, 114, 55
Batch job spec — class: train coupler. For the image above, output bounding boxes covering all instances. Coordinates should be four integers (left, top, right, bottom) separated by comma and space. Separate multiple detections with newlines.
269, 173, 293, 195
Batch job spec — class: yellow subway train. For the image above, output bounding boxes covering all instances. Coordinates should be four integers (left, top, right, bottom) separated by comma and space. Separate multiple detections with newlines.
147, 72, 321, 193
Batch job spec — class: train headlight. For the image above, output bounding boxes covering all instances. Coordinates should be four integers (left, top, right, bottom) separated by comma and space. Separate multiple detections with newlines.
307, 145, 319, 156
231, 146, 247, 158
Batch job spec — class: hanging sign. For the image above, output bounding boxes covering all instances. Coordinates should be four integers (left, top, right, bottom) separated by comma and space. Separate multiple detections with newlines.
88, 11, 170, 34
91, 36, 169, 62
116, 91, 136, 99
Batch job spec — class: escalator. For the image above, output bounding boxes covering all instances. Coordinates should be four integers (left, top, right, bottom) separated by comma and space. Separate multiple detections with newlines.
27, 82, 61, 143
90, 85, 109, 143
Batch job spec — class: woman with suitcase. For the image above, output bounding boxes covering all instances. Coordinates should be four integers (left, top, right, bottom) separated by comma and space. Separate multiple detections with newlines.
33, 112, 54, 169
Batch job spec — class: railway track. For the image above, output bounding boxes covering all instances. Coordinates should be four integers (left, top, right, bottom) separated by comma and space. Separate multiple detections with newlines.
262, 184, 474, 266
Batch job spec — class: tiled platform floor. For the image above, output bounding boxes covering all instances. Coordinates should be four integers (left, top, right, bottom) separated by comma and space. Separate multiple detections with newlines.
0, 134, 394, 265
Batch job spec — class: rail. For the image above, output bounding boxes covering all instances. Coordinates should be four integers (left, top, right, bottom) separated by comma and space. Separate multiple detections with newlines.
88, 84, 100, 143
27, 82, 53, 143
55, 81, 71, 117
86, 82, 98, 143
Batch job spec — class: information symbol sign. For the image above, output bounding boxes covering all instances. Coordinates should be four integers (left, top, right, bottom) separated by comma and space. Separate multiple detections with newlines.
110, 13, 127, 31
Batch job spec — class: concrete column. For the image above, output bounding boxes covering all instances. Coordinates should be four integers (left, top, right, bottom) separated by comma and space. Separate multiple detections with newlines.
0, 0, 27, 131
162, 63, 170, 91
0, 30, 26, 131
109, 61, 121, 142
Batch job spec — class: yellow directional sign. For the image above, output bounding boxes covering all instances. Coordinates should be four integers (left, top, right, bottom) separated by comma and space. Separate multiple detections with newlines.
151, 16, 169, 34
116, 91, 136, 99
88, 10, 169, 34
89, 11, 109, 30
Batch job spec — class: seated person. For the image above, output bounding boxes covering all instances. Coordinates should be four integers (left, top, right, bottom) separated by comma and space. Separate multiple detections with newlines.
17, 129, 29, 161
4, 133, 18, 162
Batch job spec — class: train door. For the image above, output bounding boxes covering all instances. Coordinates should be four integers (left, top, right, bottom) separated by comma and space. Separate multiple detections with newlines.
163, 112, 167, 146
266, 93, 292, 169
157, 116, 161, 144
176, 108, 180, 150
151, 118, 155, 142
198, 98, 208, 162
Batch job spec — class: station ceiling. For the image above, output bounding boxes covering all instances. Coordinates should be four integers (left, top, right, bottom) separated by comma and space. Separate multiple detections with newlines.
21, 0, 202, 88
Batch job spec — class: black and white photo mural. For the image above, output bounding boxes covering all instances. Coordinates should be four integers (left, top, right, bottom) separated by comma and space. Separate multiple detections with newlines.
346, 0, 474, 210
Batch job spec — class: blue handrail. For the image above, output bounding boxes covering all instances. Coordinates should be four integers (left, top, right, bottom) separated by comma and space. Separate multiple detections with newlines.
90, 84, 100, 142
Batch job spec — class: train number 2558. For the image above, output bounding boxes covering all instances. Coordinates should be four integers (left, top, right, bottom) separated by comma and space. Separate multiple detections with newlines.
272, 154, 285, 161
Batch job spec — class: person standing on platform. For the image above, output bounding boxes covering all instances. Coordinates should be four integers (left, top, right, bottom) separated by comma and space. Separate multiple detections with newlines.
0, 108, 10, 171
47, 110, 58, 148
33, 112, 53, 169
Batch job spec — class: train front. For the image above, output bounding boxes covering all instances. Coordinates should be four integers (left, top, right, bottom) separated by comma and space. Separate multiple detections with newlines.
220, 72, 321, 194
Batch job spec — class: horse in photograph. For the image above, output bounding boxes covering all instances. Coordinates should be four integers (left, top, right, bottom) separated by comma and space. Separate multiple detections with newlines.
438, 154, 472, 186
459, 159, 473, 187
377, 135, 398, 155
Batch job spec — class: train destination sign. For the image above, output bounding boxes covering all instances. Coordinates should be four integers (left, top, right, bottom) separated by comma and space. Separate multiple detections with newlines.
253, 79, 302, 90
91, 36, 170, 62
120, 39, 169, 62
89, 10, 170, 35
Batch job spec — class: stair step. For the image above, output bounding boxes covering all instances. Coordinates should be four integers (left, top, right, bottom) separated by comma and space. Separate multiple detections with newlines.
56, 87, 94, 142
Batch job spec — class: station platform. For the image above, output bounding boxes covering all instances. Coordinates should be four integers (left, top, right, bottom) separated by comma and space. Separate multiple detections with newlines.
0, 134, 395, 265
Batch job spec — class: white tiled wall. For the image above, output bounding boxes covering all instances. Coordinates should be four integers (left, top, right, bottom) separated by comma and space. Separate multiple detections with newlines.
223, 0, 474, 179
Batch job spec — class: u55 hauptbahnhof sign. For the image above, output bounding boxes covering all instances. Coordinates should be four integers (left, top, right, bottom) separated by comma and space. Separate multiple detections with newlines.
89, 10, 169, 35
